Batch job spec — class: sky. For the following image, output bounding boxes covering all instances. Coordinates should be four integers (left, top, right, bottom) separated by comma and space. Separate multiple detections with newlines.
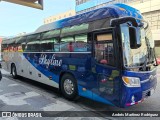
0, 0, 75, 37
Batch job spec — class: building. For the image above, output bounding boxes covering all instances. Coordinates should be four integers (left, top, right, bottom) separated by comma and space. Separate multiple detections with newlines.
76, 0, 160, 57
44, 10, 76, 24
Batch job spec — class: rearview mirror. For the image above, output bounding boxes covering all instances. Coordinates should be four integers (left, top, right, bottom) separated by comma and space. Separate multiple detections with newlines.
129, 27, 141, 49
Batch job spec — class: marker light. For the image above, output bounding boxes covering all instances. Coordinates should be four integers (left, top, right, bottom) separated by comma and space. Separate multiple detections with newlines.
122, 76, 141, 87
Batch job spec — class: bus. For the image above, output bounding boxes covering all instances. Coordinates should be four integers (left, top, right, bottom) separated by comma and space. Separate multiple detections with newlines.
1, 3, 158, 108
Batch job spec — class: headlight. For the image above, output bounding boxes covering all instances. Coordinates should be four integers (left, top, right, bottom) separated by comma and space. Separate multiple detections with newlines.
122, 76, 141, 87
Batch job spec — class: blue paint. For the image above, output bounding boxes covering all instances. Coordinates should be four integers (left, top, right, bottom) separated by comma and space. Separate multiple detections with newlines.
120, 69, 157, 107
36, 3, 142, 33
78, 85, 115, 106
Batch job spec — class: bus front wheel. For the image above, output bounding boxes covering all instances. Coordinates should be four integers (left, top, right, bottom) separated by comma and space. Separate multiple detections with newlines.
60, 74, 78, 100
11, 64, 18, 79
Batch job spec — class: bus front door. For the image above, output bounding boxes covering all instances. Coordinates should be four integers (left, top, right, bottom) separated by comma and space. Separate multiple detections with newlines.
92, 30, 121, 107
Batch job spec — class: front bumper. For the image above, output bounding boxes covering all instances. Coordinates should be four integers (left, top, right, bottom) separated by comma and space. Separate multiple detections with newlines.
120, 69, 157, 107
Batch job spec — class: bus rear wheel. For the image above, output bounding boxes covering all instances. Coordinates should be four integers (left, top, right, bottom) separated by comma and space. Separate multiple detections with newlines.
11, 64, 18, 79
60, 74, 78, 100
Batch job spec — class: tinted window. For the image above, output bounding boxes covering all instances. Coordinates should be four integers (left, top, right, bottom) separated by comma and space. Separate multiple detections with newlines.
42, 29, 60, 39
74, 34, 88, 52
60, 36, 74, 52
61, 24, 89, 37
25, 34, 40, 52
95, 33, 115, 66
25, 41, 40, 52
16, 36, 26, 52
41, 38, 59, 52
2, 44, 8, 52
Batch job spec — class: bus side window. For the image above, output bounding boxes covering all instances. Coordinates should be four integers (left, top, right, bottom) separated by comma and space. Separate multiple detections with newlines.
40, 38, 59, 52
25, 34, 40, 52
8, 44, 14, 52
74, 34, 88, 52
60, 36, 74, 52
95, 33, 115, 66
25, 41, 40, 52
21, 43, 26, 51
13, 44, 18, 52
2, 44, 8, 52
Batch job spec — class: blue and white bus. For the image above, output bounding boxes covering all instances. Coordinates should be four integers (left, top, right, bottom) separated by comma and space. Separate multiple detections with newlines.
2, 4, 158, 107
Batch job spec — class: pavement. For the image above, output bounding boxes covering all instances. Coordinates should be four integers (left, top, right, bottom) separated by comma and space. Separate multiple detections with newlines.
0, 66, 159, 120
0, 69, 107, 120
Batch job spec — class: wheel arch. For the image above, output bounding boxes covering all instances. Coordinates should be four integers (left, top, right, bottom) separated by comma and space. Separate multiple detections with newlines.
10, 63, 15, 74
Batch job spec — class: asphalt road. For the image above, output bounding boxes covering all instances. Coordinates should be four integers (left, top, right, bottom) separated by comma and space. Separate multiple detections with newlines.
0, 66, 160, 120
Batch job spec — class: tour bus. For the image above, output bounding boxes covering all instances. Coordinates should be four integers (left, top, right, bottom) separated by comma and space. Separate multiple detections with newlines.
2, 3, 158, 108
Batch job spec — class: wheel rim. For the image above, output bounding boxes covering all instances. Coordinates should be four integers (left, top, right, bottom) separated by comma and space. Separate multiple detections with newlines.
63, 79, 74, 95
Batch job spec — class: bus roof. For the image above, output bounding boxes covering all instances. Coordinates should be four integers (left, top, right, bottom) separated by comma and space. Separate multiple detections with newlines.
35, 3, 143, 33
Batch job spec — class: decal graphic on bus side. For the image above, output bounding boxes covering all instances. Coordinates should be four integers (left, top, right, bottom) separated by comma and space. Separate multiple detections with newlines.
39, 54, 62, 67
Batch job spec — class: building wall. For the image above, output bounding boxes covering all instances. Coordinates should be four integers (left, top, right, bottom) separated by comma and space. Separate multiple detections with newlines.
44, 10, 76, 24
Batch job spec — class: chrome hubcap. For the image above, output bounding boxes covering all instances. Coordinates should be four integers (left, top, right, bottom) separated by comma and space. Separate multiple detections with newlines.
64, 79, 74, 95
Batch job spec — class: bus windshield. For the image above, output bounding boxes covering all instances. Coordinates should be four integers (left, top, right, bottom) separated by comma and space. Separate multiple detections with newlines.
120, 23, 155, 69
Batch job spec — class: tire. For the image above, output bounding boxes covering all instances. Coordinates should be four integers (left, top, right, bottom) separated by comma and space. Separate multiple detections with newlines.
11, 64, 18, 79
60, 74, 78, 100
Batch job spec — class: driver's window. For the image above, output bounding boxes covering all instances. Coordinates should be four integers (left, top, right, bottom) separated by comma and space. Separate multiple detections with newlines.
95, 32, 115, 66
